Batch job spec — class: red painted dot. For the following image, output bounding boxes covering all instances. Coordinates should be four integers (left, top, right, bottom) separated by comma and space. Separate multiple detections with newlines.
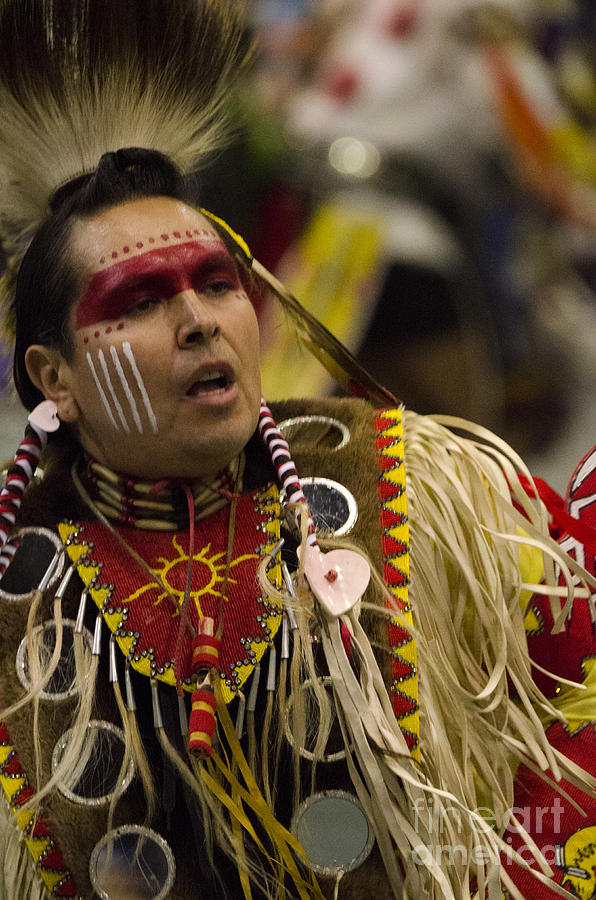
136, 242, 143, 249
111, 251, 118, 259
186, 230, 192, 237
161, 233, 169, 241
83, 336, 89, 344
94, 331, 100, 338
123, 246, 130, 254
117, 322, 124, 330
194, 229, 200, 235
106, 327, 112, 334
325, 569, 338, 583
148, 236, 155, 243
100, 256, 105, 265
173, 231, 181, 238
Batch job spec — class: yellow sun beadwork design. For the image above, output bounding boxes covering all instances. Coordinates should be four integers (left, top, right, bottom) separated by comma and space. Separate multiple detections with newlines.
122, 533, 258, 618
58, 484, 283, 700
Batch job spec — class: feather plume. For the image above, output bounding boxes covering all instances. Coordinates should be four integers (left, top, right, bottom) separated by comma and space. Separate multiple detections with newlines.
202, 209, 401, 407
0, 0, 250, 246
251, 257, 400, 407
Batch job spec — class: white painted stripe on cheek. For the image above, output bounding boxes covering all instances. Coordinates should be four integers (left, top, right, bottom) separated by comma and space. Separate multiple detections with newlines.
98, 349, 130, 433
110, 345, 143, 433
86, 352, 118, 429
122, 341, 159, 434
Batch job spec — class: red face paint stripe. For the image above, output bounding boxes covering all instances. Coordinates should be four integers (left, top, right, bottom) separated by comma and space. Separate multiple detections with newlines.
75, 239, 236, 329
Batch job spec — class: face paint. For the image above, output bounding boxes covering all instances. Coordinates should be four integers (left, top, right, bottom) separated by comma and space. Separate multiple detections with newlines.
122, 342, 158, 434
109, 345, 143, 434
85, 344, 158, 434
98, 349, 130, 432
67, 197, 262, 480
86, 352, 119, 430
75, 239, 238, 329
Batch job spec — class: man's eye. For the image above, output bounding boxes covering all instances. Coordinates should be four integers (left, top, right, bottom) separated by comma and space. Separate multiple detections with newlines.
128, 297, 160, 315
203, 279, 234, 296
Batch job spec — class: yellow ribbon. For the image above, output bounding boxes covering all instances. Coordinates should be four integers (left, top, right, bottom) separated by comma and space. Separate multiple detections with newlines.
208, 678, 325, 900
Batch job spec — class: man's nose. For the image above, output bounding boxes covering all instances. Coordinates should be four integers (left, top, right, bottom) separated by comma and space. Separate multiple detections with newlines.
175, 291, 220, 347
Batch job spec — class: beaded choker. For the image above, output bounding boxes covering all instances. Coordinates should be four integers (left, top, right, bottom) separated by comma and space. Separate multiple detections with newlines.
78, 454, 245, 530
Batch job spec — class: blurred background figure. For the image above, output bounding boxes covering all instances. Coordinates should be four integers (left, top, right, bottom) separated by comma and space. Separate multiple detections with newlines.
2, 0, 594, 486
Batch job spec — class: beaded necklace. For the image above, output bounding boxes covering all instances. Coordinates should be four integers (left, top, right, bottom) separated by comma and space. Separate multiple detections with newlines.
78, 453, 244, 530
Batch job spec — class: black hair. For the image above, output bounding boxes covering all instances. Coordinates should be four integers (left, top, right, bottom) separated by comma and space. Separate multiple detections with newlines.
14, 148, 193, 410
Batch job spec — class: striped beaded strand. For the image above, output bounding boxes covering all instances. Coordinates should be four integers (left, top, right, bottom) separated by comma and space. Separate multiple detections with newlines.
0, 402, 59, 576
257, 399, 318, 550
258, 399, 356, 654
0, 426, 45, 575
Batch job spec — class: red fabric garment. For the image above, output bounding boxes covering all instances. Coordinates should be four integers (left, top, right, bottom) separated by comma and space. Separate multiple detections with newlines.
525, 446, 596, 696
507, 447, 596, 898
505, 723, 596, 900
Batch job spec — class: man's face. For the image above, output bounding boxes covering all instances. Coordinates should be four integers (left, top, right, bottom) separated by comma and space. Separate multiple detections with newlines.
61, 197, 262, 479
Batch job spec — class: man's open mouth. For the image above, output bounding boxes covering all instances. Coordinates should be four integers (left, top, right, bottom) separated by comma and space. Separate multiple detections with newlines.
187, 369, 230, 396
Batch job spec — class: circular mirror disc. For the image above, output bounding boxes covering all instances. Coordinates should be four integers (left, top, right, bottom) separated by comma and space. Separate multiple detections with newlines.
285, 676, 346, 762
52, 720, 132, 805
278, 416, 350, 451
16, 618, 92, 700
300, 477, 358, 537
0, 527, 63, 600
291, 790, 374, 875
90, 826, 175, 900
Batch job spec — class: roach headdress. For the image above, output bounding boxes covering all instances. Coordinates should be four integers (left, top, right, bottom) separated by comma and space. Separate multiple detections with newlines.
0, 0, 249, 296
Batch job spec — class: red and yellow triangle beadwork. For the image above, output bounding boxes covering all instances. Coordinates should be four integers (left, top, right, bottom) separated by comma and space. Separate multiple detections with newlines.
375, 408, 420, 763
58, 485, 282, 704
0, 723, 80, 897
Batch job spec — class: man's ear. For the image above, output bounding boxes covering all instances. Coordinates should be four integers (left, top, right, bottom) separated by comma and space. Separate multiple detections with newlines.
24, 345, 80, 423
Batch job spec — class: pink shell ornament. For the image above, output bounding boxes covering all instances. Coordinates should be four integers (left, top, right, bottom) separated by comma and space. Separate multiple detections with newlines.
300, 545, 371, 617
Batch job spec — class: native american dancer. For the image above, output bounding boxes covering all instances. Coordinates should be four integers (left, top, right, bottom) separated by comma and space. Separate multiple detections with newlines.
0, 2, 593, 898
